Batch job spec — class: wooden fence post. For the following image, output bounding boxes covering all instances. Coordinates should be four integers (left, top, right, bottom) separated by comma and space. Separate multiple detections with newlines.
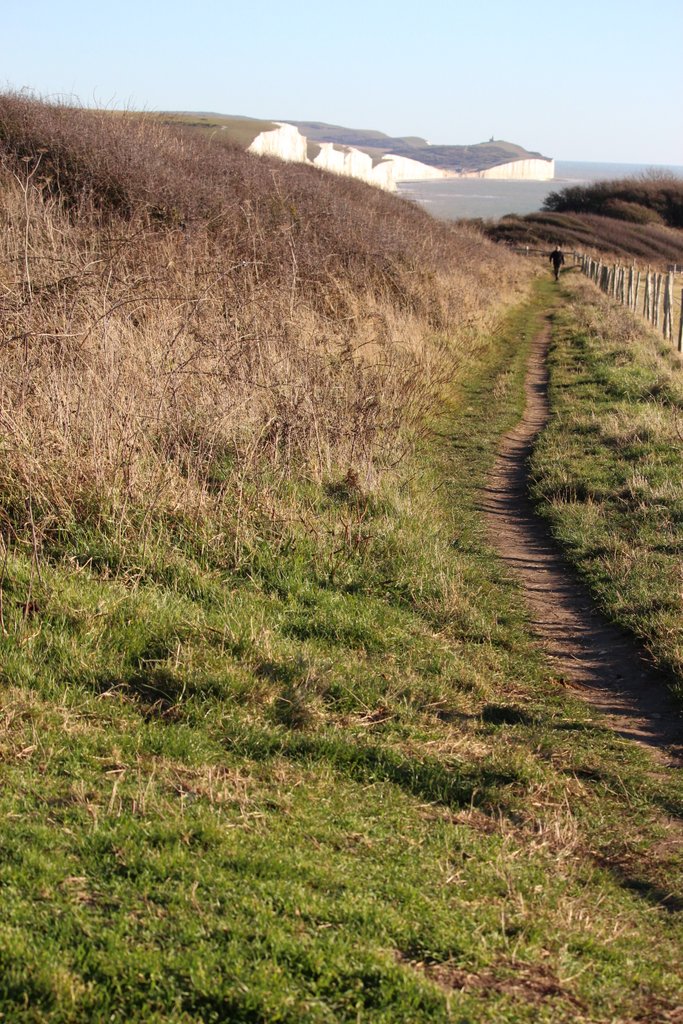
576, 259, 680, 346
662, 278, 669, 338
663, 273, 674, 341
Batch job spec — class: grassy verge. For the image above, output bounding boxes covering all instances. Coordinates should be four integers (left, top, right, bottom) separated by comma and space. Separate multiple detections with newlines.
530, 275, 683, 697
1, 281, 683, 1022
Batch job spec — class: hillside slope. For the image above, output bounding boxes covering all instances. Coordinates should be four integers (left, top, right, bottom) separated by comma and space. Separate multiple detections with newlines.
0, 96, 682, 1023
486, 212, 683, 263
485, 175, 683, 263
543, 175, 683, 228
0, 93, 524, 538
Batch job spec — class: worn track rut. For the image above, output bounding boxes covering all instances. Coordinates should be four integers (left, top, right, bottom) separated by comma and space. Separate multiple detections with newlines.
482, 318, 683, 764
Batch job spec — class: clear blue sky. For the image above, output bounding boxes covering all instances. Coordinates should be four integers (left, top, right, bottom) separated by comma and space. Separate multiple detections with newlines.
3, 0, 681, 165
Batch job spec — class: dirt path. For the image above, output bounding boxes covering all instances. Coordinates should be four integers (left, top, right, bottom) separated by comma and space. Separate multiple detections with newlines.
483, 317, 683, 764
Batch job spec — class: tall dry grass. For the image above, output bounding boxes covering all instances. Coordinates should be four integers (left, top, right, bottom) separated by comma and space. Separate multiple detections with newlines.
0, 94, 529, 552
487, 211, 683, 265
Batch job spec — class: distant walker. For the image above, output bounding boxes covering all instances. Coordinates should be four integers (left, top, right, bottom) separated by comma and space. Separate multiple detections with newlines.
550, 245, 565, 281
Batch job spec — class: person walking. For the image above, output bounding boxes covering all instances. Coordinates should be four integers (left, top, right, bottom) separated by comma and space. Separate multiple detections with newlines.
550, 245, 565, 281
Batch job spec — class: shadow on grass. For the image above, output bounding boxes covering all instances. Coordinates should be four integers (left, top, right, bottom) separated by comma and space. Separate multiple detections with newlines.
594, 853, 683, 913
226, 726, 521, 814
481, 704, 534, 726
91, 667, 187, 718
88, 666, 233, 718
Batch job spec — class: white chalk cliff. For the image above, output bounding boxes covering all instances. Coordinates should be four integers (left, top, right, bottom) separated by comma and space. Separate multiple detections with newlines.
248, 123, 447, 190
248, 123, 554, 191
460, 158, 554, 181
247, 122, 309, 163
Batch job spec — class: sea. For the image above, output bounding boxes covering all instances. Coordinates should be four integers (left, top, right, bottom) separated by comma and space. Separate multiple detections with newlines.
396, 161, 683, 222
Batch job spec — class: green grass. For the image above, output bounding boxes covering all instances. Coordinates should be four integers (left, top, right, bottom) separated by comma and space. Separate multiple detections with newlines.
1, 282, 683, 1022
156, 113, 278, 150
530, 275, 683, 695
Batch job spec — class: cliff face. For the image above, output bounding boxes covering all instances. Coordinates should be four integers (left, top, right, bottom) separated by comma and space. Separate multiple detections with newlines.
461, 158, 555, 181
247, 122, 308, 163
248, 122, 554, 190
248, 123, 446, 190
369, 153, 447, 188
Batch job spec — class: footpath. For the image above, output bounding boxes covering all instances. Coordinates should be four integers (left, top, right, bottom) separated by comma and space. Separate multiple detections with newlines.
483, 310, 683, 765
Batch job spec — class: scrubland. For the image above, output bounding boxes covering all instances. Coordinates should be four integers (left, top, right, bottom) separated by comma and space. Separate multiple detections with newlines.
0, 96, 682, 1023
486, 175, 683, 263
487, 211, 683, 264
543, 176, 683, 228
0, 94, 524, 547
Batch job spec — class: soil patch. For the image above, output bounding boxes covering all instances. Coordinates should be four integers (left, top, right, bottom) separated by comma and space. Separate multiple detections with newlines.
396, 953, 585, 1011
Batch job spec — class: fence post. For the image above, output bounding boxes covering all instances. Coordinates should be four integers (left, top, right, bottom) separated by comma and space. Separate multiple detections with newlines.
576, 258, 680, 345
662, 278, 669, 338
663, 273, 674, 341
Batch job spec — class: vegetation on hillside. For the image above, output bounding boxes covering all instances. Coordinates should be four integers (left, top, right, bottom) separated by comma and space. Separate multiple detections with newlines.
485, 212, 683, 263
0, 92, 525, 555
0, 96, 682, 1022
484, 175, 683, 264
157, 112, 279, 151
542, 174, 683, 228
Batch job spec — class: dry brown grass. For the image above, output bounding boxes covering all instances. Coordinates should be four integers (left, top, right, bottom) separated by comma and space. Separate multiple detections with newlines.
0, 93, 530, 546
487, 211, 683, 265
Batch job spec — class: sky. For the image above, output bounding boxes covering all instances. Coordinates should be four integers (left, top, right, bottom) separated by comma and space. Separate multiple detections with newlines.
2, 0, 682, 166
